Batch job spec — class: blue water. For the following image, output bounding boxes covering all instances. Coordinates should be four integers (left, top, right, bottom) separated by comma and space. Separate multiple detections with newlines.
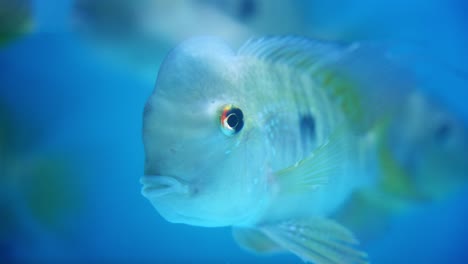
1, 1, 468, 263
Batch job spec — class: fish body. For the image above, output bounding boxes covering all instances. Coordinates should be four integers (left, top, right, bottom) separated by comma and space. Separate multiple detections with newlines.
141, 36, 468, 263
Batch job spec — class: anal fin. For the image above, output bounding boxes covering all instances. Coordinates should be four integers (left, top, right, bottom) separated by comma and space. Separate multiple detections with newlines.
232, 227, 283, 254
259, 218, 368, 264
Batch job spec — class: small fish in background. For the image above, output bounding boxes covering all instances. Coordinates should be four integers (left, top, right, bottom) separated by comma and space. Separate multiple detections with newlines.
140, 36, 468, 263
137, 0, 311, 46
0, 101, 81, 257
71, 0, 311, 81
304, 0, 468, 112
0, 0, 33, 46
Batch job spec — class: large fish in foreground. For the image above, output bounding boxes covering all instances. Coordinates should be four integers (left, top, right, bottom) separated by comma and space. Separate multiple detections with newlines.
141, 36, 468, 263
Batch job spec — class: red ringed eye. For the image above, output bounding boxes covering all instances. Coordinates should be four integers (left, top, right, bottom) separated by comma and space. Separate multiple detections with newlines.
220, 104, 244, 136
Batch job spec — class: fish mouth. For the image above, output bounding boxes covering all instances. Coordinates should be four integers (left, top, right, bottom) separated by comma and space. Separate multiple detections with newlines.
140, 175, 189, 198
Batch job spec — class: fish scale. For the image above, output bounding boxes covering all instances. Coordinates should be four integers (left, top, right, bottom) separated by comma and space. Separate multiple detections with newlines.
241, 59, 343, 172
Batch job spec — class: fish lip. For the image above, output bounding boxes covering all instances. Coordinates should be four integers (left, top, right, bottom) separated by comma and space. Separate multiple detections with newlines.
140, 175, 189, 198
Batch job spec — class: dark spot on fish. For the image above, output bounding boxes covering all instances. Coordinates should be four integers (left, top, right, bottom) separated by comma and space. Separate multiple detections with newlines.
191, 186, 200, 196
237, 0, 256, 20
300, 114, 316, 138
202, 0, 256, 21
299, 114, 317, 152
435, 122, 452, 144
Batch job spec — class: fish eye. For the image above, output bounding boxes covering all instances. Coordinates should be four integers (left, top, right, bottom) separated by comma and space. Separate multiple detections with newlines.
220, 104, 244, 136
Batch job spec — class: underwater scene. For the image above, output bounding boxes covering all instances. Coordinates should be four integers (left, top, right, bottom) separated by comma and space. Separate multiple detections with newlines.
1, 0, 468, 263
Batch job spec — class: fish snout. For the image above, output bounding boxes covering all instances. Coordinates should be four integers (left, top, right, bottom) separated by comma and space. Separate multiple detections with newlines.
140, 175, 189, 198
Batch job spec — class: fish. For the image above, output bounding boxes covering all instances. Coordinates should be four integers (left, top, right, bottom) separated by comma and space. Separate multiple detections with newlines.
140, 36, 468, 263
0, 101, 80, 236
72, 0, 312, 82
0, 0, 33, 46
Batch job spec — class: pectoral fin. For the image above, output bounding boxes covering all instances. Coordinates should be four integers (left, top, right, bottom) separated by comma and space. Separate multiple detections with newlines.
275, 128, 353, 194
232, 227, 283, 254
259, 218, 368, 264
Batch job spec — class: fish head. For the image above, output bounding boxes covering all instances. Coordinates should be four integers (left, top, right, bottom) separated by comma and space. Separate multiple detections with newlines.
141, 37, 269, 227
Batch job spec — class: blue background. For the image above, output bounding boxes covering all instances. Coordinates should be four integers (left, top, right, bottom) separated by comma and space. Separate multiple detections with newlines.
1, 0, 468, 263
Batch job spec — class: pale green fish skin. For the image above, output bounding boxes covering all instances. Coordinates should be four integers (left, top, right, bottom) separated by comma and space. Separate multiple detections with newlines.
141, 36, 468, 263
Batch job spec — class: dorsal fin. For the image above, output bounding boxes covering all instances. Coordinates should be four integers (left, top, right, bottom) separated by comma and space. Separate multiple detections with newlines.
238, 36, 413, 132
238, 36, 357, 72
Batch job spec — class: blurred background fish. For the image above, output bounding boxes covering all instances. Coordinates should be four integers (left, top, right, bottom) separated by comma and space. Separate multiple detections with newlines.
0, 99, 81, 262
72, 0, 314, 81
1, 0, 468, 263
0, 0, 33, 46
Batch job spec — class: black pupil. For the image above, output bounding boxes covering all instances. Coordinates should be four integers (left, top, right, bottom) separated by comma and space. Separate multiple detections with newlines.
227, 114, 238, 128
225, 107, 244, 133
